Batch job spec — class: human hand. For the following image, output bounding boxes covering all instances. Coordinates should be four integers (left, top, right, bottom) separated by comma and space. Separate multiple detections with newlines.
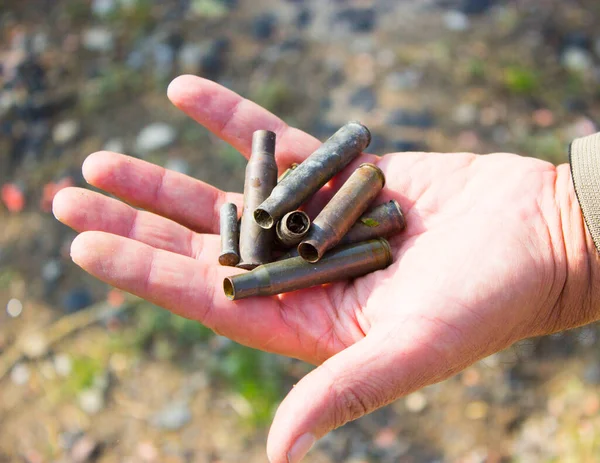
53, 75, 600, 463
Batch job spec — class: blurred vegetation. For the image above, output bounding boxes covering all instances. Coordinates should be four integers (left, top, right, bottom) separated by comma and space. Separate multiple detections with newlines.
129, 303, 283, 425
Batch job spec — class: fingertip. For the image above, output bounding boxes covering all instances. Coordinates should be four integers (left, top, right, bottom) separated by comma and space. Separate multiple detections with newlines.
70, 232, 91, 267
82, 151, 111, 185
51, 187, 73, 222
167, 74, 203, 107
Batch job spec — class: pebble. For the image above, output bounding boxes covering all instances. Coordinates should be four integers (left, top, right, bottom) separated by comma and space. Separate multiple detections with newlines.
561, 47, 594, 73
20, 332, 48, 358
42, 259, 63, 284
387, 109, 434, 128
63, 287, 93, 313
10, 363, 31, 385
54, 353, 73, 377
337, 8, 376, 33
6, 298, 23, 317
252, 13, 278, 41
78, 388, 105, 415
584, 362, 600, 385
349, 87, 377, 111
70, 435, 99, 463
151, 401, 192, 430
135, 123, 177, 154
465, 401, 489, 420
164, 157, 190, 175
453, 103, 478, 125
296, 8, 312, 29
384, 70, 421, 91
103, 138, 125, 153
405, 391, 427, 413
444, 11, 470, 31
92, 0, 116, 17
82, 27, 115, 52
460, 0, 496, 15
52, 120, 80, 145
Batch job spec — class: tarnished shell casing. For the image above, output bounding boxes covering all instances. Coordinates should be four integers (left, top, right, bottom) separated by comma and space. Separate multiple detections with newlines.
224, 239, 392, 300
219, 203, 240, 266
298, 163, 385, 263
254, 122, 371, 229
276, 211, 311, 247
277, 163, 298, 183
278, 199, 405, 260
237, 130, 278, 269
338, 200, 406, 246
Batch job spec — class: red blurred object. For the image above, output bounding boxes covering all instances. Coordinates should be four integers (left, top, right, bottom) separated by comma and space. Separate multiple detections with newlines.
41, 177, 74, 212
1, 183, 25, 213
107, 289, 126, 307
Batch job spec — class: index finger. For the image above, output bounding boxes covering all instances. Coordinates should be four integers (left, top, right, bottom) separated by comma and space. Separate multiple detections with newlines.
167, 75, 322, 168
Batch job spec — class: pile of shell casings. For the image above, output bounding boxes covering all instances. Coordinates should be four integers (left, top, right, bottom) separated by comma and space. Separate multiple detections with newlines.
219, 122, 406, 301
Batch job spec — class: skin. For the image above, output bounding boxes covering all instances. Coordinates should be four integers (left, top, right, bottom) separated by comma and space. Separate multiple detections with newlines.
53, 75, 600, 463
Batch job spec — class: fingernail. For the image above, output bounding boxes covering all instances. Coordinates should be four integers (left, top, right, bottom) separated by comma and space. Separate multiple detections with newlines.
287, 433, 316, 463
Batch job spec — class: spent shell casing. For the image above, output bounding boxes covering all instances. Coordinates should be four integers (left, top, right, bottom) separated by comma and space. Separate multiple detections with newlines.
276, 211, 311, 247
219, 203, 240, 266
338, 200, 406, 246
254, 121, 371, 229
238, 130, 278, 269
298, 163, 385, 263
224, 239, 393, 300
277, 200, 405, 260
277, 163, 298, 183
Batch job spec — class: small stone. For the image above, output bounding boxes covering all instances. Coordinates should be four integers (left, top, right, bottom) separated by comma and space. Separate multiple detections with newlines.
135, 123, 177, 154
338, 8, 376, 33
78, 389, 105, 415
151, 401, 192, 430
465, 401, 488, 420
82, 27, 114, 52
103, 138, 125, 153
165, 158, 190, 175
6, 298, 23, 317
10, 363, 30, 385
349, 87, 377, 112
384, 70, 421, 91
453, 104, 477, 125
252, 13, 278, 41
54, 354, 73, 377
42, 259, 63, 284
460, 0, 496, 14
63, 288, 93, 313
70, 435, 99, 463
53, 120, 80, 145
387, 109, 434, 128
20, 332, 48, 358
405, 391, 427, 413
584, 362, 600, 385
296, 8, 312, 29
561, 47, 594, 73
92, 0, 116, 17
444, 11, 470, 31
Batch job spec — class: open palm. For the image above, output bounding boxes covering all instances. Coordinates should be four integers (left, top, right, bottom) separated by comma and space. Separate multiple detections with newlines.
53, 75, 593, 462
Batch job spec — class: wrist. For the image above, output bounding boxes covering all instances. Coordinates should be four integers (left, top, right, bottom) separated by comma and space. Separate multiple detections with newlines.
546, 163, 600, 333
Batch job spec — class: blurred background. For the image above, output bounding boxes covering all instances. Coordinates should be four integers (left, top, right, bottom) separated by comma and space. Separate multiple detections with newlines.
2, 0, 600, 461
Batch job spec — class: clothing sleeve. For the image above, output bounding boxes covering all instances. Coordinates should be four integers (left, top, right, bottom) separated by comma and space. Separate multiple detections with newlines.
570, 132, 600, 252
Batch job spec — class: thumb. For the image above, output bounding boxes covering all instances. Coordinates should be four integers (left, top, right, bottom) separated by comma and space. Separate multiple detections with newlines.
266, 330, 440, 463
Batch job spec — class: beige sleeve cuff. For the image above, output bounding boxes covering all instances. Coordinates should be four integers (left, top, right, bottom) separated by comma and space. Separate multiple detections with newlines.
570, 132, 600, 252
